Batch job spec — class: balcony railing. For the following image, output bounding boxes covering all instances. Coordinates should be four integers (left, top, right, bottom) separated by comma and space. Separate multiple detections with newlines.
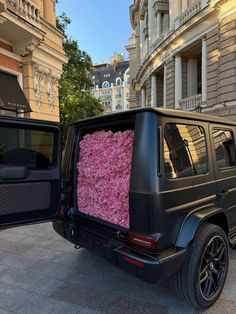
100, 94, 112, 99
174, 0, 209, 30
152, 28, 170, 51
7, 0, 41, 24
179, 94, 202, 111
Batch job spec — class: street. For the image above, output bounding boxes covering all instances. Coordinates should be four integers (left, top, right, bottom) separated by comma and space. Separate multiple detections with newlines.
0, 223, 235, 314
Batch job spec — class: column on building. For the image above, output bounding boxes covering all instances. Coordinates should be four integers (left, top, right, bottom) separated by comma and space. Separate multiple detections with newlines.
43, 0, 56, 26
135, 21, 141, 68
111, 83, 116, 111
148, 0, 156, 50
169, 0, 182, 29
140, 16, 144, 62
156, 12, 162, 40
144, 11, 149, 56
175, 55, 182, 109
151, 74, 157, 107
187, 58, 198, 97
202, 37, 207, 103
141, 87, 146, 108
153, 0, 169, 41
163, 64, 167, 108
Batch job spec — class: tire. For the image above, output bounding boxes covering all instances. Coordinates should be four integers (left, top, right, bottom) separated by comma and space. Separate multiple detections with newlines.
171, 223, 229, 309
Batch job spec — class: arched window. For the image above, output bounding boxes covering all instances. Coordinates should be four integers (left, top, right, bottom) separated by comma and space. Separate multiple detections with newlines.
102, 81, 110, 88
116, 77, 122, 86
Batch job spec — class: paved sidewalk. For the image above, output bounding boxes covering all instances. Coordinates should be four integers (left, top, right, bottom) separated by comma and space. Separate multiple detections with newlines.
0, 223, 235, 314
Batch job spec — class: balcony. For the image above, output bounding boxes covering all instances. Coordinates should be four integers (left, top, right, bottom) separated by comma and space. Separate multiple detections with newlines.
7, 0, 41, 25
0, 0, 44, 56
174, 0, 209, 30
179, 94, 202, 112
100, 94, 112, 100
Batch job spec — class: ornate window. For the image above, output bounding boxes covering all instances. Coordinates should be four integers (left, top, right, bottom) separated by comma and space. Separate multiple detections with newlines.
116, 77, 122, 86
102, 81, 110, 88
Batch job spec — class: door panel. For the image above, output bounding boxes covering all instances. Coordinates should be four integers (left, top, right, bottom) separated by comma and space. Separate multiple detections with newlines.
0, 117, 61, 227
209, 124, 236, 228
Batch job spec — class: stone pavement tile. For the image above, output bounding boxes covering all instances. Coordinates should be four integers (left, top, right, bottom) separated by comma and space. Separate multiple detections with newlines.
49, 239, 78, 253
0, 252, 39, 270
16, 292, 82, 314
50, 282, 168, 313
0, 240, 32, 255
0, 263, 10, 274
168, 308, 197, 314
201, 299, 236, 314
79, 308, 101, 314
0, 282, 34, 312
105, 295, 168, 314
229, 249, 236, 260
20, 236, 55, 249
22, 247, 62, 261
220, 265, 236, 301
131, 280, 196, 312
81, 272, 142, 297
53, 250, 83, 266
27, 260, 72, 280
0, 267, 44, 290
0, 309, 14, 314
30, 276, 65, 297
0, 232, 28, 242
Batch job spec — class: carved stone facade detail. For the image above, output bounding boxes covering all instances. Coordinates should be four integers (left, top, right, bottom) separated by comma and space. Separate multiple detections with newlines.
33, 63, 49, 112
33, 63, 60, 113
47, 70, 60, 112
14, 38, 41, 57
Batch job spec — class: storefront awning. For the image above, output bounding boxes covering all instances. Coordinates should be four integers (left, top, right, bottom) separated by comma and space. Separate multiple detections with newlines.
0, 71, 32, 113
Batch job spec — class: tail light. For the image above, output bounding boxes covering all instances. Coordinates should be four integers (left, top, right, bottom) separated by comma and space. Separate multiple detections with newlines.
122, 256, 144, 268
128, 232, 158, 250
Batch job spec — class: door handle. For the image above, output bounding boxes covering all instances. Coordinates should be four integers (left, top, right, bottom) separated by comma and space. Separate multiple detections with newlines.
0, 166, 29, 180
217, 190, 229, 199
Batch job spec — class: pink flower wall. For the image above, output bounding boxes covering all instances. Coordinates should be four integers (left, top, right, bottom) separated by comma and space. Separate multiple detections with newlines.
77, 130, 134, 228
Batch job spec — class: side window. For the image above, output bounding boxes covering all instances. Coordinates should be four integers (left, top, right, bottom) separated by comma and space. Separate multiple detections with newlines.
164, 123, 208, 179
212, 128, 236, 169
0, 126, 55, 169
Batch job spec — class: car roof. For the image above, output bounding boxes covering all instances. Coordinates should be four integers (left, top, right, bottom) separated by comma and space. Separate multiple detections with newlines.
72, 107, 236, 127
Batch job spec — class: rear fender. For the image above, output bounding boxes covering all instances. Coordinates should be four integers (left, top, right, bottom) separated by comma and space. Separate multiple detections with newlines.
176, 207, 229, 248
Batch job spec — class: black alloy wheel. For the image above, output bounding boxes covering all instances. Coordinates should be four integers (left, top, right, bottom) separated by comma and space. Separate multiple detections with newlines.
199, 235, 228, 301
171, 223, 229, 309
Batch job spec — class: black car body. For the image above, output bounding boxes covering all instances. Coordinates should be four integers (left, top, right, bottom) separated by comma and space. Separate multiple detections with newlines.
0, 108, 235, 308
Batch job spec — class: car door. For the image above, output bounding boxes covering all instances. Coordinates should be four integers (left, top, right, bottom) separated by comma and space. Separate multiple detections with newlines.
0, 116, 61, 228
209, 124, 236, 228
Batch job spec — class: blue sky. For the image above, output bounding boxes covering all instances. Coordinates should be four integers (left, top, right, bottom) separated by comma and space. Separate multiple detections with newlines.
56, 0, 134, 64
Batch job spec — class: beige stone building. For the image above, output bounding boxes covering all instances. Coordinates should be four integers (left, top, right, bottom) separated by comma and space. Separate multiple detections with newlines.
0, 0, 67, 121
92, 53, 130, 113
128, 0, 236, 119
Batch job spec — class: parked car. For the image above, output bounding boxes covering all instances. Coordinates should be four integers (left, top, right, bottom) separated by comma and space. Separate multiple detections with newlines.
0, 108, 235, 309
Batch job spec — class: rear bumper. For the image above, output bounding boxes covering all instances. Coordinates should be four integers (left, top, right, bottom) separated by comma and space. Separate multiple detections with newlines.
52, 220, 187, 283
116, 246, 186, 283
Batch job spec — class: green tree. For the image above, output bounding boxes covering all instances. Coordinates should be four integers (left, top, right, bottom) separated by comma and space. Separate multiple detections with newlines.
57, 13, 103, 138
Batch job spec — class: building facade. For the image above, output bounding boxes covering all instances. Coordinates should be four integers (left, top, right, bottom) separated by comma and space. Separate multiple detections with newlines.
128, 0, 236, 119
0, 0, 67, 121
92, 53, 130, 113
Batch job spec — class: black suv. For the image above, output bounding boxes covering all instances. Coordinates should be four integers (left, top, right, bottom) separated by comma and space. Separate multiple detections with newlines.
0, 108, 235, 309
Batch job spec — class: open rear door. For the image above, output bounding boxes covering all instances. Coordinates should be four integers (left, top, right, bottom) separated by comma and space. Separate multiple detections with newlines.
0, 116, 61, 228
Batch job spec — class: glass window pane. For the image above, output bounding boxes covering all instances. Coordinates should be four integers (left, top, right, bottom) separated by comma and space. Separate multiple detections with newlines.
0, 127, 55, 169
164, 124, 207, 179
212, 129, 236, 168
